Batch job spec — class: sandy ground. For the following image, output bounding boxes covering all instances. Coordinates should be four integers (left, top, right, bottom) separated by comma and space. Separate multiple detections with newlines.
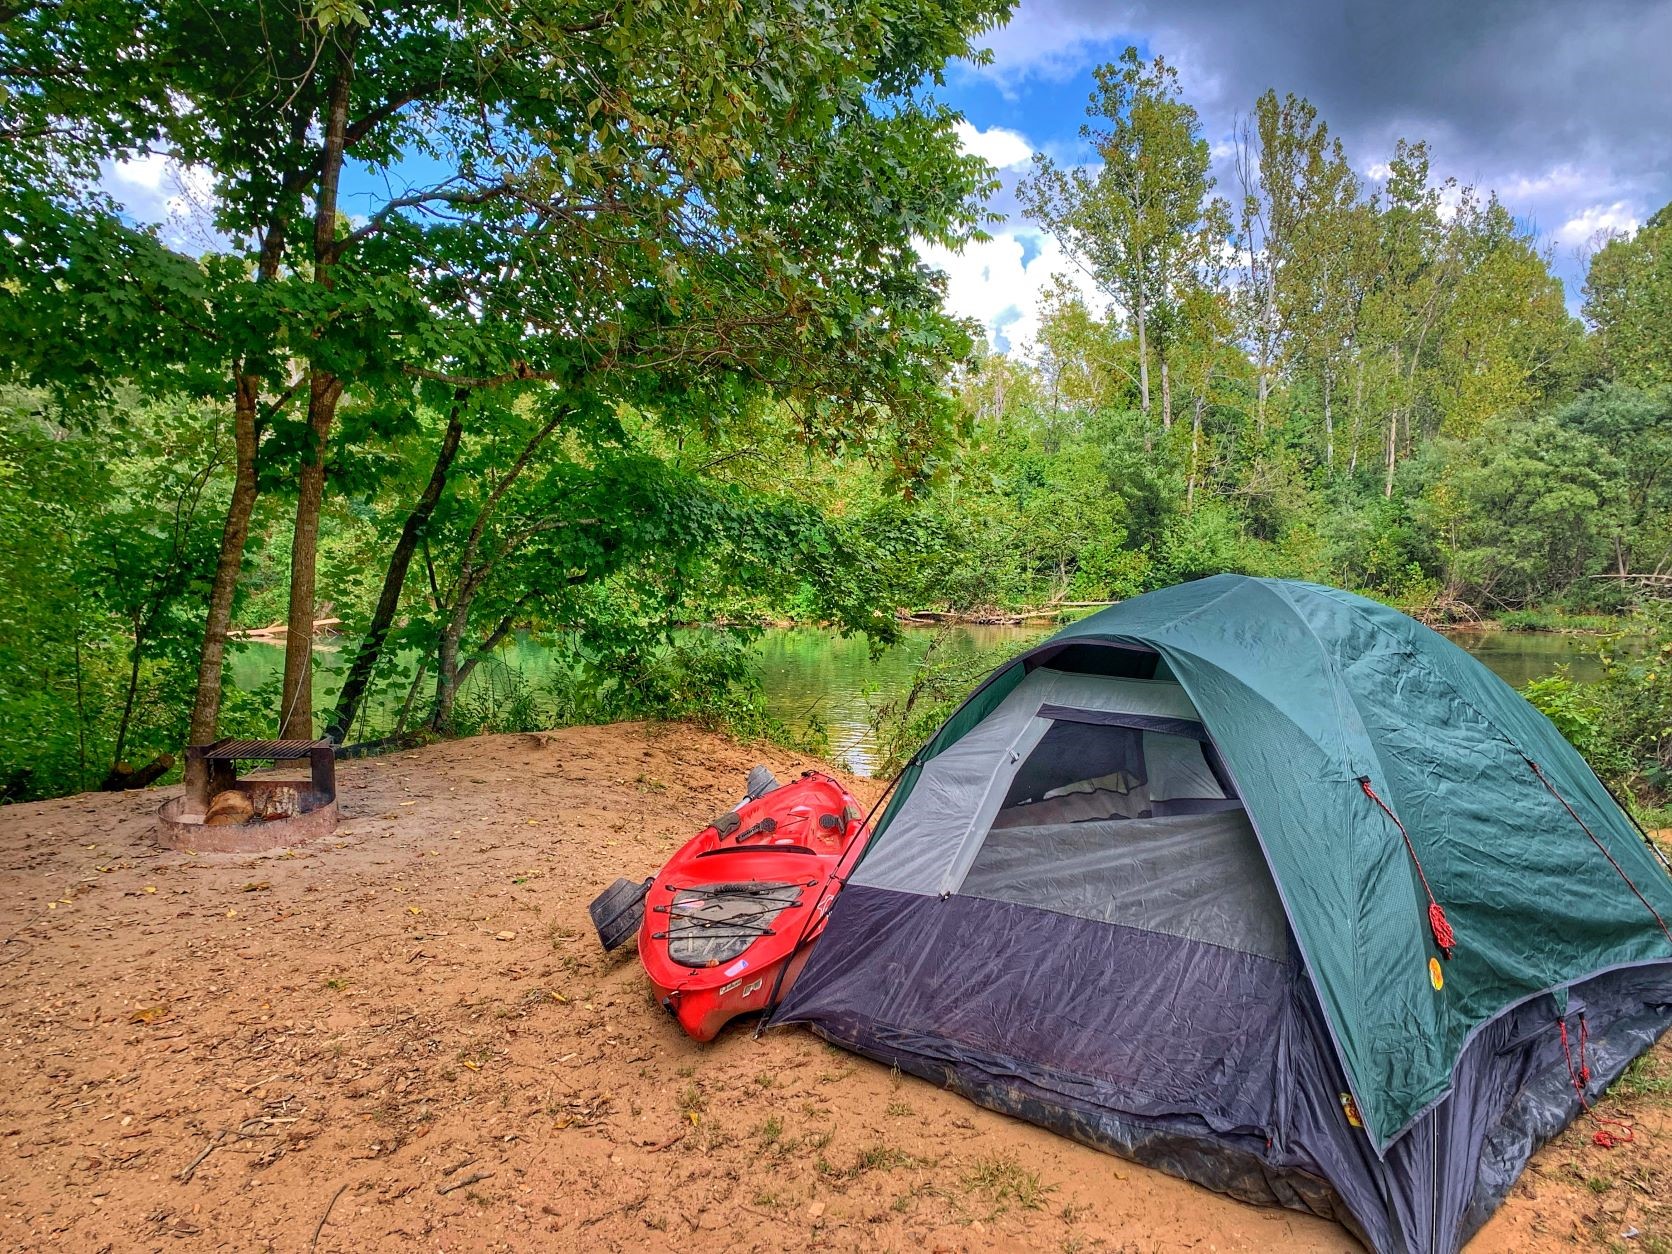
0, 722, 1666, 1253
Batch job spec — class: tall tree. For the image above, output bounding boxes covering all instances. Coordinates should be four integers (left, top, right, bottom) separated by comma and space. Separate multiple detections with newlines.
1021, 47, 1229, 432
6, 0, 1012, 742
1249, 91, 1362, 470
1584, 204, 1672, 388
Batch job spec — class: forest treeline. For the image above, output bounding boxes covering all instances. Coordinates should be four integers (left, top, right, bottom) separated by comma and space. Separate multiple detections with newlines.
1, 11, 1669, 807
893, 58, 1672, 618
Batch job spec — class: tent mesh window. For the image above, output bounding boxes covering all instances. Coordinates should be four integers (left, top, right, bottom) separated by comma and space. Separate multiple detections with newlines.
963, 707, 1288, 960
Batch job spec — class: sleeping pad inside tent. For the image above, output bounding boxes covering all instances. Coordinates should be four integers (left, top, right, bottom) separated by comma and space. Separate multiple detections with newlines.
772, 575, 1672, 1253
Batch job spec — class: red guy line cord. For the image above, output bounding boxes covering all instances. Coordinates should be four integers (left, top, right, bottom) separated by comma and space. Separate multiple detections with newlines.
1359, 776, 1456, 959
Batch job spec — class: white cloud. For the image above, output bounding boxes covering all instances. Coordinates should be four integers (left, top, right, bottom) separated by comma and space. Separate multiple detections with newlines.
954, 119, 1036, 172
98, 156, 225, 253
1497, 164, 1589, 202
1555, 200, 1641, 248
111, 151, 169, 191
922, 227, 1104, 354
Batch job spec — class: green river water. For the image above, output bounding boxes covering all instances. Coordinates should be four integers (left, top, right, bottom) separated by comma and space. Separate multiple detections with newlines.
230, 623, 1606, 776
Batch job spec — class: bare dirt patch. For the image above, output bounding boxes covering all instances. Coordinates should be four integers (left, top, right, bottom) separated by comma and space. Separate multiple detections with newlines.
0, 722, 1664, 1251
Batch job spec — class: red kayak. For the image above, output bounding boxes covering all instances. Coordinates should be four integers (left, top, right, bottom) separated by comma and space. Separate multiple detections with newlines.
589, 768, 871, 1041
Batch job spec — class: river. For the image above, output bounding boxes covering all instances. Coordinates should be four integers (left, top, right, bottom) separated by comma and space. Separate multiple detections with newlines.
230, 623, 1606, 776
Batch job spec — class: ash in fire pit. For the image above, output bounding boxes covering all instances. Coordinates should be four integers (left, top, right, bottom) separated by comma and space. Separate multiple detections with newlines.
157, 739, 339, 852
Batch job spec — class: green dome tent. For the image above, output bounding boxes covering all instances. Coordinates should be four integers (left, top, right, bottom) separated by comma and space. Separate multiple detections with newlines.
774, 575, 1672, 1252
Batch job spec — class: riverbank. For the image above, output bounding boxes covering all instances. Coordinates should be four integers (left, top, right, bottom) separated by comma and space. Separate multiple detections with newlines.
2, 723, 1665, 1251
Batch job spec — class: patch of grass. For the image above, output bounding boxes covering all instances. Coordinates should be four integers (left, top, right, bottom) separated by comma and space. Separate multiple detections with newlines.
963, 1152, 1054, 1212
852, 1143, 924, 1174
754, 1115, 783, 1145
753, 1071, 777, 1089
816, 1142, 930, 1182
753, 1189, 782, 1208
1584, 1174, 1613, 1194
322, 976, 350, 991
886, 1099, 914, 1117
677, 1084, 706, 1114
1615, 1053, 1672, 1100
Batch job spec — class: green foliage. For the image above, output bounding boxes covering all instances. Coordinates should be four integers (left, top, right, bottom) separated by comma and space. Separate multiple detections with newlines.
1497, 609, 1621, 634
1521, 673, 1600, 754
1523, 611, 1672, 811
0, 390, 226, 798
435, 628, 824, 753
4, 17, 1671, 826
1416, 415, 1613, 608
867, 629, 1037, 774
1585, 206, 1672, 388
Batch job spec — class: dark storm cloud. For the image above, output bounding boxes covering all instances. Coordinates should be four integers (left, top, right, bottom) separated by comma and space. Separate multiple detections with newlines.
983, 0, 1672, 260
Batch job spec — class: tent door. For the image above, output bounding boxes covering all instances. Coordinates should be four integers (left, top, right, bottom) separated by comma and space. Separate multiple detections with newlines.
936, 713, 1054, 897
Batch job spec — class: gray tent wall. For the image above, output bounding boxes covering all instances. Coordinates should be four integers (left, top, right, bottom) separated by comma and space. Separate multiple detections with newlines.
773, 645, 1672, 1253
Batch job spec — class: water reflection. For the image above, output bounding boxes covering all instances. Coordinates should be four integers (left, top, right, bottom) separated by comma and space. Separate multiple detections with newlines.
233, 623, 1609, 778
757, 625, 1608, 775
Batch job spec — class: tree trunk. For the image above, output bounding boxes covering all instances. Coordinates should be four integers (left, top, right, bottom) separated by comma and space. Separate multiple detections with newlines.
395, 658, 429, 735
430, 604, 469, 733
1133, 280, 1151, 421
1159, 356, 1172, 431
188, 371, 262, 745
1383, 347, 1401, 499
278, 373, 345, 740
325, 392, 467, 741
422, 408, 567, 734
1187, 395, 1203, 509
1322, 366, 1334, 471
1384, 406, 1398, 499
277, 53, 354, 741
1348, 357, 1365, 477
104, 613, 146, 785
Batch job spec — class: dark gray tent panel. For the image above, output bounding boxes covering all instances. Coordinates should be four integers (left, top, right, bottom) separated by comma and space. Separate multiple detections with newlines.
773, 576, 1672, 1253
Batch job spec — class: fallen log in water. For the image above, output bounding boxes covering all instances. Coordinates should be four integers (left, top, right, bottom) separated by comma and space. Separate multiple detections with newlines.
231, 617, 343, 641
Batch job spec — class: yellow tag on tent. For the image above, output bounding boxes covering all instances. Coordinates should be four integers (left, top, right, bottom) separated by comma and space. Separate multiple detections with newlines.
1339, 1093, 1363, 1128
1429, 957, 1444, 991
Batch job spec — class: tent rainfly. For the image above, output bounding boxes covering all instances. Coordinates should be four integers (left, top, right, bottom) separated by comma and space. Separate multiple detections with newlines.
773, 575, 1672, 1253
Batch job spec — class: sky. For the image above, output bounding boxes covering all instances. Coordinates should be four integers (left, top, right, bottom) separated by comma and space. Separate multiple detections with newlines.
927, 0, 1672, 351
102, 0, 1672, 355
